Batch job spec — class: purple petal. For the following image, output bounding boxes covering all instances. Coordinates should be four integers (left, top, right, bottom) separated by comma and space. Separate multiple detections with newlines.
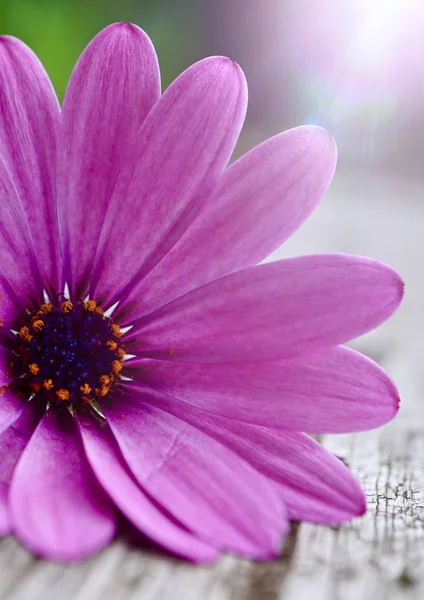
78, 414, 218, 564
58, 23, 160, 297
131, 254, 404, 362
9, 409, 116, 562
104, 399, 287, 559
130, 391, 365, 523
0, 403, 41, 536
0, 154, 43, 305
0, 347, 25, 436
0, 36, 60, 290
261, 431, 366, 523
135, 346, 399, 433
121, 125, 337, 321
90, 56, 247, 307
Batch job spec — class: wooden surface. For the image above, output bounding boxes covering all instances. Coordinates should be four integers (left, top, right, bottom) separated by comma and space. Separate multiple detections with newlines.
1, 170, 423, 600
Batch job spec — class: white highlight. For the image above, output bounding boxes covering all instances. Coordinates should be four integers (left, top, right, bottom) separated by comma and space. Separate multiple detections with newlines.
90, 402, 106, 419
104, 301, 120, 318
63, 282, 71, 300
120, 325, 133, 334
351, 0, 419, 66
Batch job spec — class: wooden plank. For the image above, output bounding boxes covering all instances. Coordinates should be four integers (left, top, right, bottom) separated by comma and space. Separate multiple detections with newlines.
0, 537, 295, 600
280, 350, 424, 600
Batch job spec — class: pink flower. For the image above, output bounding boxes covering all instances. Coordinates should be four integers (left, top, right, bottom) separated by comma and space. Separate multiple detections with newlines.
0, 23, 402, 563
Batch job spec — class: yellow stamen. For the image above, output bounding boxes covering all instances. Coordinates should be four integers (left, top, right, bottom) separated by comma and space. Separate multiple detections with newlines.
111, 360, 123, 375
99, 375, 110, 386
106, 340, 117, 351
60, 300, 73, 313
39, 303, 53, 315
110, 323, 121, 338
95, 306, 104, 316
43, 379, 54, 390
116, 347, 125, 359
80, 383, 91, 395
28, 363, 40, 375
95, 385, 109, 397
84, 300, 97, 312
56, 389, 70, 402
19, 326, 33, 342
32, 319, 44, 332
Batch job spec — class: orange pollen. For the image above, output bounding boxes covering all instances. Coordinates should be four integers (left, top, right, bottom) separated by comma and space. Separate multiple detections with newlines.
19, 326, 33, 342
99, 375, 111, 386
84, 300, 97, 312
95, 306, 104, 316
111, 360, 123, 374
39, 303, 54, 315
106, 340, 117, 351
60, 300, 73, 313
30, 382, 42, 393
28, 363, 40, 375
56, 389, 70, 402
116, 347, 125, 359
32, 319, 44, 332
95, 385, 109, 397
110, 323, 121, 338
80, 383, 92, 395
81, 395, 93, 405
43, 379, 54, 391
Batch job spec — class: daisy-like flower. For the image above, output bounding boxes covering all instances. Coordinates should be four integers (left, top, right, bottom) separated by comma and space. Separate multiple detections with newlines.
0, 23, 403, 563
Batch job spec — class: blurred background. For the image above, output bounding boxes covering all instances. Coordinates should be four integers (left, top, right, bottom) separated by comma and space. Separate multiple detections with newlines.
0, 0, 423, 389
2, 0, 424, 175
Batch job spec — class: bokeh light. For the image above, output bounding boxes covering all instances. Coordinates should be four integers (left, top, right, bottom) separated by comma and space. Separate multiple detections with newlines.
287, 0, 424, 169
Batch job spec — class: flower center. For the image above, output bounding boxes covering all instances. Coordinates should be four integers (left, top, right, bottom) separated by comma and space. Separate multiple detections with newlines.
12, 299, 125, 408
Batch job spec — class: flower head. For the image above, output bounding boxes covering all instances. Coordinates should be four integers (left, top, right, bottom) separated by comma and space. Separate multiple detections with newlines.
0, 23, 403, 563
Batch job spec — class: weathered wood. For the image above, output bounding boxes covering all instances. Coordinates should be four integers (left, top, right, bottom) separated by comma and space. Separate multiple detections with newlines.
0, 172, 422, 599
281, 350, 424, 600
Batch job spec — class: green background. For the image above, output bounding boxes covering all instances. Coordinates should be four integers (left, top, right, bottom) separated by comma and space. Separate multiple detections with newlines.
0, 0, 200, 99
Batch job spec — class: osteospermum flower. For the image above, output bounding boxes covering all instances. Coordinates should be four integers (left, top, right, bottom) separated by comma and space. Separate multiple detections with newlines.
0, 23, 403, 563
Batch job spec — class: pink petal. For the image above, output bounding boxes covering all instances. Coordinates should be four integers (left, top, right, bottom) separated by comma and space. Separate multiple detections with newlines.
131, 391, 365, 523
58, 23, 160, 298
90, 56, 247, 307
9, 409, 116, 562
104, 399, 287, 559
131, 254, 403, 362
262, 431, 366, 523
127, 391, 365, 523
0, 348, 24, 436
0, 154, 43, 305
78, 414, 218, 564
135, 346, 399, 433
0, 403, 41, 536
0, 36, 60, 290
120, 125, 337, 321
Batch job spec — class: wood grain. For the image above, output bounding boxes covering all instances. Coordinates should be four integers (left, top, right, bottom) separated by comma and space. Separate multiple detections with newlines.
1, 172, 423, 599
281, 350, 424, 600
